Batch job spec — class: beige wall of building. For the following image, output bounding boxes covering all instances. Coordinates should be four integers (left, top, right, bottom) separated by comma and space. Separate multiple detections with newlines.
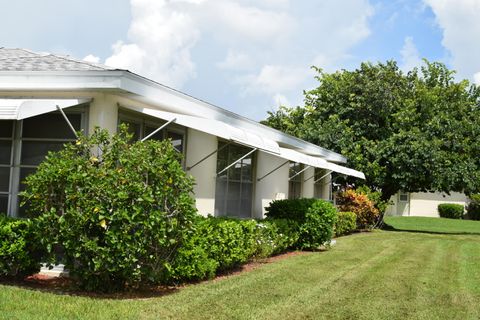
185, 129, 218, 217
254, 151, 289, 218
302, 167, 315, 199
386, 191, 468, 217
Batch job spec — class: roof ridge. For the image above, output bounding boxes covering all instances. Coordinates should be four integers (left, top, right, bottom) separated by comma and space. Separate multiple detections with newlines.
48, 52, 114, 70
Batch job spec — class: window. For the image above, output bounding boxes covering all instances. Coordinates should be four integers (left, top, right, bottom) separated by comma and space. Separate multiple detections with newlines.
118, 111, 186, 155
288, 162, 303, 199
0, 108, 86, 217
399, 191, 409, 202
0, 120, 13, 215
214, 141, 255, 218
314, 168, 332, 200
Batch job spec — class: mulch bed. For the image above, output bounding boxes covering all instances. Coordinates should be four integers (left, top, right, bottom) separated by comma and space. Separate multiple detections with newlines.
0, 250, 309, 299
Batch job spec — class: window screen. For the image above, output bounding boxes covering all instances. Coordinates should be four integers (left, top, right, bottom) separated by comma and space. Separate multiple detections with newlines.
288, 162, 303, 199
215, 142, 254, 218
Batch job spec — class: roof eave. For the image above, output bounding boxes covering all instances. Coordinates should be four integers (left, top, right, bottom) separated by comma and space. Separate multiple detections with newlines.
0, 70, 347, 163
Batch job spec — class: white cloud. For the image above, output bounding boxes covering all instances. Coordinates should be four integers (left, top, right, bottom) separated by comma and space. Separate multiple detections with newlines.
217, 50, 253, 70
105, 0, 200, 87
83, 54, 100, 64
207, 1, 294, 44
272, 93, 290, 108
400, 36, 423, 72
424, 0, 480, 80
474, 72, 480, 85
239, 65, 309, 95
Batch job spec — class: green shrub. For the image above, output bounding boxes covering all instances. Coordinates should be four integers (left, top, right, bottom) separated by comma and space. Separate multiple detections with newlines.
265, 199, 337, 249
466, 194, 480, 220
265, 198, 317, 221
335, 212, 357, 237
298, 200, 337, 249
336, 189, 380, 229
438, 203, 464, 219
22, 126, 197, 291
0, 217, 43, 277
167, 216, 299, 283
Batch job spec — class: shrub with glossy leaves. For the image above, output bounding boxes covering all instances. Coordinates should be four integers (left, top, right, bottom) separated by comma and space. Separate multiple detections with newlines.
466, 194, 480, 220
298, 200, 337, 249
0, 217, 43, 278
21, 126, 197, 291
334, 212, 357, 237
265, 198, 317, 221
438, 203, 464, 219
336, 189, 380, 229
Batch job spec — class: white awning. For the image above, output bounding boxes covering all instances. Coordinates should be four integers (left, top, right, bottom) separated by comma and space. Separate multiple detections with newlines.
0, 99, 90, 120
326, 162, 366, 179
274, 147, 366, 179
277, 147, 330, 169
121, 105, 281, 154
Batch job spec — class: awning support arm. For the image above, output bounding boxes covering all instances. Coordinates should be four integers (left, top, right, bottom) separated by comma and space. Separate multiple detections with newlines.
257, 160, 290, 182
313, 170, 333, 184
56, 105, 78, 138
187, 141, 232, 171
141, 118, 177, 142
289, 165, 311, 181
216, 148, 257, 176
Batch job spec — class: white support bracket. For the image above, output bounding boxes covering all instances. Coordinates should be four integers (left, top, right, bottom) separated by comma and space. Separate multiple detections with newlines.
312, 170, 333, 184
141, 118, 177, 142
216, 148, 257, 177
187, 141, 232, 171
56, 105, 78, 138
257, 160, 290, 182
289, 165, 310, 181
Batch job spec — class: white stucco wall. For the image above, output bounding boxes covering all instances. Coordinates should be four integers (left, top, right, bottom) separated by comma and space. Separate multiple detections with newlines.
302, 167, 315, 198
185, 128, 218, 216
89, 94, 118, 134
386, 191, 468, 217
254, 151, 289, 219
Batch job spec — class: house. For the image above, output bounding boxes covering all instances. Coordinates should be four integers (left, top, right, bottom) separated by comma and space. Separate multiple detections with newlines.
0, 48, 364, 219
386, 191, 468, 217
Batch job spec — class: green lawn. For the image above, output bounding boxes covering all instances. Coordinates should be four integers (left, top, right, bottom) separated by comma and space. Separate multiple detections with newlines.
2, 226, 480, 319
385, 216, 480, 235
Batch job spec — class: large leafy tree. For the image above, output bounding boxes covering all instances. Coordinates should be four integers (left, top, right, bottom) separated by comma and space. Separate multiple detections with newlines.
263, 60, 480, 200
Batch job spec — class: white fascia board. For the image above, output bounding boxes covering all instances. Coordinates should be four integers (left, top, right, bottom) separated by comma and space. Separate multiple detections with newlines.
0, 71, 123, 90
0, 70, 346, 162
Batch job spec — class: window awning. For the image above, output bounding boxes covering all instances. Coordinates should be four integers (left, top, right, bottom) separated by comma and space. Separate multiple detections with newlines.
326, 162, 366, 179
276, 147, 330, 169
0, 98, 90, 120
121, 105, 281, 154
270, 147, 366, 180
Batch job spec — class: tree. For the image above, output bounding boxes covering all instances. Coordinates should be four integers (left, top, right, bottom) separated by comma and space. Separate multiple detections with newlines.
262, 60, 480, 201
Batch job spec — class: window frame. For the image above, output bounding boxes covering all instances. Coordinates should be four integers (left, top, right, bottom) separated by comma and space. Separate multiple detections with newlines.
5, 106, 88, 217
214, 140, 256, 218
399, 191, 409, 203
118, 109, 187, 160
288, 162, 303, 200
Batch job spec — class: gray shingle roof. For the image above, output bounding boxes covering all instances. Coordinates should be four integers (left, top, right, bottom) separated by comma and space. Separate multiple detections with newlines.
0, 48, 119, 71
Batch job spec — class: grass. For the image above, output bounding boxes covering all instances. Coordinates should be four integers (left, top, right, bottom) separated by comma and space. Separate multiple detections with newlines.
384, 216, 480, 235
2, 230, 480, 319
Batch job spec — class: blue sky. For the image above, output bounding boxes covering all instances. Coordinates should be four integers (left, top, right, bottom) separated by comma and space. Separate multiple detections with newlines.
1, 0, 479, 120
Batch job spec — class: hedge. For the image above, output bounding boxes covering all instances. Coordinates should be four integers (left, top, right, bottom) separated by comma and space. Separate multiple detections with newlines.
166, 216, 298, 283
335, 212, 357, 237
0, 217, 43, 278
466, 194, 480, 220
438, 203, 464, 219
265, 198, 337, 249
